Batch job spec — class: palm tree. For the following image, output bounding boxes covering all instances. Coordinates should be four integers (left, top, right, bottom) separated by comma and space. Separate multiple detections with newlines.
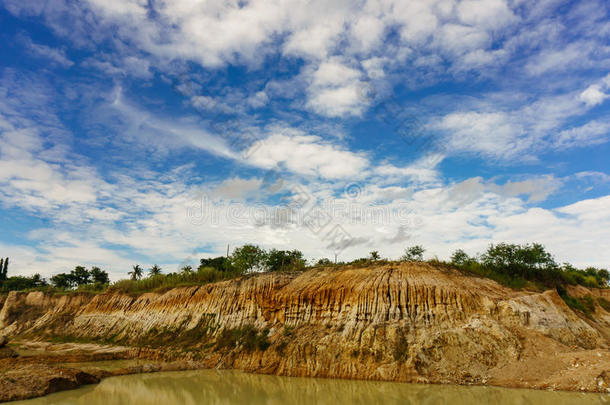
129, 265, 143, 280
149, 264, 162, 277
180, 265, 194, 275
370, 251, 380, 261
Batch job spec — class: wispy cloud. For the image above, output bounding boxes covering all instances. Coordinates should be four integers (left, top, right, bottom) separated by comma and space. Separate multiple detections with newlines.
20, 34, 74, 68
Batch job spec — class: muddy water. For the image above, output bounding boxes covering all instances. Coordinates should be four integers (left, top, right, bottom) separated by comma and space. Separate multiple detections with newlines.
11, 369, 609, 405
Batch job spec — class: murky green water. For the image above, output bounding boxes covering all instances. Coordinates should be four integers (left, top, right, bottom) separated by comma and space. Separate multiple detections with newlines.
11, 369, 609, 405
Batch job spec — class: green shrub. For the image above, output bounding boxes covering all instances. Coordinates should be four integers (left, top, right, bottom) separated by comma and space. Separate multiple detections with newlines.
558, 288, 595, 317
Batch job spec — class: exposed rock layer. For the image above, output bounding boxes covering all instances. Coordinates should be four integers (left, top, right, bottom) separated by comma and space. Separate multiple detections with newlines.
1, 264, 609, 392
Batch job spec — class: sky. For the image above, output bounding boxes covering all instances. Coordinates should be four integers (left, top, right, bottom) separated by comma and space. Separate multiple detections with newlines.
0, 0, 609, 280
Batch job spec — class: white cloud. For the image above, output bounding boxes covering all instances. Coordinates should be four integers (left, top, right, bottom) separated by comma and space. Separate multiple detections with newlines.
435, 111, 527, 159
580, 74, 610, 106
457, 0, 519, 29
4, 0, 536, 118
488, 175, 562, 203
554, 120, 610, 149
245, 128, 369, 179
432, 82, 608, 161
580, 85, 608, 106
525, 42, 589, 76
3, 0, 610, 278
22, 36, 74, 68
374, 153, 444, 186
105, 89, 237, 159
306, 84, 367, 117
304, 59, 369, 117
82, 55, 153, 79
437, 24, 491, 55
212, 177, 262, 200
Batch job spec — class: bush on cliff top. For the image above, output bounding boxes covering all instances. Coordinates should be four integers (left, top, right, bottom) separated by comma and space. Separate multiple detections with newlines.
107, 267, 229, 295
448, 243, 609, 290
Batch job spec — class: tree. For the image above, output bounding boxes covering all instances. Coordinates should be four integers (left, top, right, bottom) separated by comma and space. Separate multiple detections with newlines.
30, 273, 46, 288
369, 251, 380, 261
70, 266, 91, 286
231, 244, 268, 274
401, 245, 425, 261
180, 265, 194, 275
597, 269, 610, 286
129, 265, 143, 280
90, 267, 110, 285
199, 257, 231, 272
450, 249, 471, 266
149, 264, 162, 277
0, 257, 8, 281
51, 273, 72, 289
481, 243, 557, 281
266, 249, 306, 272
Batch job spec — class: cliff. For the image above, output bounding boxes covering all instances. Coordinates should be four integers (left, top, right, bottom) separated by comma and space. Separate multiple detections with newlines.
1, 263, 609, 391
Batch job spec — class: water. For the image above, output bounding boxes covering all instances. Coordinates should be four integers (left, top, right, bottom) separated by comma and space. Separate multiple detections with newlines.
11, 369, 609, 405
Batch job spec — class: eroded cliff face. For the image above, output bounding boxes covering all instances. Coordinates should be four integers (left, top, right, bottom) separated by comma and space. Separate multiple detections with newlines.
1, 264, 609, 390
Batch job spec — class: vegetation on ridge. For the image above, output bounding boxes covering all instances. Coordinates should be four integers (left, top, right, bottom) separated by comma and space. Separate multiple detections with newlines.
1, 243, 608, 304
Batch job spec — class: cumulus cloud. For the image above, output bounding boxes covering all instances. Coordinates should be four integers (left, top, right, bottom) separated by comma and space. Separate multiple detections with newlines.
3, 0, 533, 118
245, 128, 369, 179
580, 74, 610, 106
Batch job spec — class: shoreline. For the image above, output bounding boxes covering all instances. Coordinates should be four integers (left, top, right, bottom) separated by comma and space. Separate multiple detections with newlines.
1, 340, 609, 402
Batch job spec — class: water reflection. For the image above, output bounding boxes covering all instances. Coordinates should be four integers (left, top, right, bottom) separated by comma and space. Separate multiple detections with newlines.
12, 369, 609, 405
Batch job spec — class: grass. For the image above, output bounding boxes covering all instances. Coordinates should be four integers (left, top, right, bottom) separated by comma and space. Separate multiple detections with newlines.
560, 293, 596, 317
107, 267, 236, 295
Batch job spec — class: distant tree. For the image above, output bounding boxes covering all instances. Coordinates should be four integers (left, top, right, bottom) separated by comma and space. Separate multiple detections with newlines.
90, 267, 110, 285
0, 257, 8, 281
149, 264, 162, 277
70, 266, 91, 286
401, 245, 425, 261
180, 265, 194, 275
129, 265, 143, 281
231, 244, 268, 274
316, 258, 333, 266
450, 249, 471, 266
369, 251, 380, 261
30, 274, 47, 288
51, 273, 72, 289
481, 243, 557, 282
266, 249, 306, 272
199, 257, 231, 272
597, 269, 610, 286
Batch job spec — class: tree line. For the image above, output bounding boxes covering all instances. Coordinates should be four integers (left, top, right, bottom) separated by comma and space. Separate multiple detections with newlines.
1, 242, 608, 294
124, 246, 306, 281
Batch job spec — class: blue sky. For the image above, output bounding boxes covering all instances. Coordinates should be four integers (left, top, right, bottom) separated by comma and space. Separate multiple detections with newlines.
1, 0, 609, 279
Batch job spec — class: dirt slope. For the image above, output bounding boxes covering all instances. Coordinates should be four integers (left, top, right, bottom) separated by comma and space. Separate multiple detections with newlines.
1, 263, 609, 392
